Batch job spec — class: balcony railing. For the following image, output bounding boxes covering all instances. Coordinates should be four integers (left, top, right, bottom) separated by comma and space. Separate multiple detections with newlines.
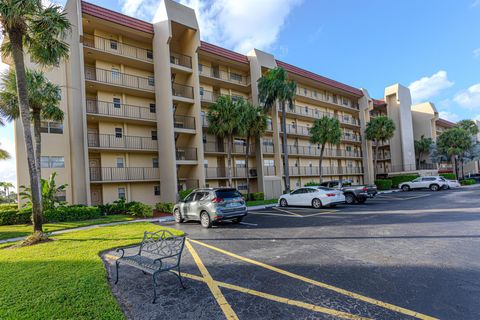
178, 179, 199, 190
342, 134, 361, 142
173, 115, 196, 130
89, 167, 159, 182
295, 89, 360, 110
175, 147, 198, 161
205, 167, 257, 179
263, 166, 276, 176
199, 90, 219, 103
83, 34, 153, 62
203, 142, 256, 154
85, 99, 157, 121
87, 133, 157, 150
288, 166, 363, 176
279, 105, 360, 126
282, 145, 362, 158
170, 52, 192, 69
376, 163, 439, 175
262, 144, 274, 153
85, 67, 155, 92
172, 83, 194, 99
198, 64, 250, 86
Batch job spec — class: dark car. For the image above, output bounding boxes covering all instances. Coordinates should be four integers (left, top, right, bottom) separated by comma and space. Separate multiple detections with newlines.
320, 180, 377, 204
465, 173, 480, 183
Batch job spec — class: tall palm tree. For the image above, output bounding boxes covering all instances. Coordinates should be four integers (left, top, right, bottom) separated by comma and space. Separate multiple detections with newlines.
365, 116, 395, 178
414, 135, 433, 169
237, 100, 268, 199
0, 1, 70, 234
0, 69, 63, 179
257, 67, 297, 192
455, 119, 479, 136
309, 116, 342, 183
0, 181, 14, 199
437, 127, 472, 179
207, 95, 241, 187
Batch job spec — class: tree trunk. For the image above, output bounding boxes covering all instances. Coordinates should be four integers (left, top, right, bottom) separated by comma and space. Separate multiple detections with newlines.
416, 152, 422, 170
319, 144, 325, 183
33, 111, 42, 178
245, 135, 250, 200
8, 29, 43, 233
281, 101, 290, 192
227, 135, 233, 187
452, 155, 458, 179
374, 141, 379, 179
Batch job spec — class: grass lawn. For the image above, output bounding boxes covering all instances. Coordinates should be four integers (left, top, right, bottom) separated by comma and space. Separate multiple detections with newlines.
0, 222, 183, 319
0, 215, 134, 241
246, 198, 278, 207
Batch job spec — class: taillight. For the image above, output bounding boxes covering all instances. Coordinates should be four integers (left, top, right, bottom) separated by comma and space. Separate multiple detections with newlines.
362, 187, 368, 192
212, 197, 224, 203
326, 193, 336, 197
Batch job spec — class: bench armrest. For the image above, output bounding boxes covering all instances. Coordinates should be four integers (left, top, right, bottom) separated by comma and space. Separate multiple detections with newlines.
116, 248, 126, 259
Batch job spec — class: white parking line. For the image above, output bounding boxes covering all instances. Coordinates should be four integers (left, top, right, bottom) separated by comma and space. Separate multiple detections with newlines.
272, 206, 303, 216
239, 222, 258, 226
302, 210, 338, 217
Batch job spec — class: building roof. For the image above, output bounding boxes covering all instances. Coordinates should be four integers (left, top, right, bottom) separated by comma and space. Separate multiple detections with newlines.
436, 118, 456, 128
81, 1, 154, 34
372, 98, 386, 106
199, 41, 249, 64
276, 60, 363, 97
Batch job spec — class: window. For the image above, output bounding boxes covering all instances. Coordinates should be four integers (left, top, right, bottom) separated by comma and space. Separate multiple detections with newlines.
146, 50, 153, 60
264, 159, 274, 167
154, 185, 160, 196
118, 187, 126, 199
237, 184, 248, 191
303, 88, 307, 95
313, 90, 317, 98
333, 95, 338, 104
195, 192, 209, 201
149, 103, 156, 113
151, 130, 158, 140
40, 156, 65, 168
347, 160, 353, 168
110, 39, 118, 50
111, 68, 120, 79
235, 160, 246, 168
116, 157, 124, 168
230, 72, 242, 82
346, 146, 352, 152
198, 64, 203, 72
148, 76, 155, 86
152, 158, 159, 168
342, 98, 349, 106
40, 121, 63, 134
234, 139, 246, 146
113, 98, 121, 108
199, 87, 204, 96
204, 160, 208, 169
115, 128, 123, 138
184, 192, 196, 202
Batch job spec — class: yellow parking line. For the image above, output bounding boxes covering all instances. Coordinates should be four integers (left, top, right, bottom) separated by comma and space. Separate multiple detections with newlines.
188, 239, 438, 320
302, 210, 338, 217
273, 206, 303, 216
185, 240, 239, 320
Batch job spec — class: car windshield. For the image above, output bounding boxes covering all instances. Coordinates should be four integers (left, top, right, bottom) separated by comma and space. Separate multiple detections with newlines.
316, 186, 334, 191
215, 189, 242, 199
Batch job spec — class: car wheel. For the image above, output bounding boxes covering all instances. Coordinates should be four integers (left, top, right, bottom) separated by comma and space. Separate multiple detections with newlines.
401, 185, 410, 192
430, 184, 439, 191
279, 198, 288, 207
357, 198, 367, 204
345, 193, 356, 204
200, 211, 212, 228
312, 198, 322, 209
232, 217, 243, 224
174, 209, 184, 223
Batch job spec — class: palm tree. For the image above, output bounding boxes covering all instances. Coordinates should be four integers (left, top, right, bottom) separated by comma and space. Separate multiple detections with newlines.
0, 1, 70, 234
0, 69, 63, 179
437, 127, 472, 179
309, 116, 342, 183
455, 119, 479, 136
237, 100, 268, 199
207, 95, 241, 187
414, 135, 433, 169
257, 67, 297, 192
365, 116, 396, 178
0, 181, 14, 200
0, 143, 10, 160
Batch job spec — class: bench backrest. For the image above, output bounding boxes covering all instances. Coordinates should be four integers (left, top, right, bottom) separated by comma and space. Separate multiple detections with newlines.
139, 230, 185, 259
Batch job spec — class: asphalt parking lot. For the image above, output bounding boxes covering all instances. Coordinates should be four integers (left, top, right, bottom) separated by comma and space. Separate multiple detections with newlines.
104, 185, 480, 320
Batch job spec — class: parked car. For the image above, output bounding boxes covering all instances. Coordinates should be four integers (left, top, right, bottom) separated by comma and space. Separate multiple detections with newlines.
445, 179, 461, 189
399, 176, 448, 191
465, 173, 480, 183
319, 180, 377, 204
278, 186, 345, 208
173, 188, 247, 228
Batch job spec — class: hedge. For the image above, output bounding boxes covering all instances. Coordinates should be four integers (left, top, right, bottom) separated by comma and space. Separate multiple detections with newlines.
390, 174, 419, 188
440, 173, 457, 180
460, 179, 476, 185
0, 205, 101, 226
155, 202, 174, 213
375, 179, 393, 190
0, 208, 31, 225
0, 203, 18, 211
251, 192, 264, 201
304, 181, 320, 187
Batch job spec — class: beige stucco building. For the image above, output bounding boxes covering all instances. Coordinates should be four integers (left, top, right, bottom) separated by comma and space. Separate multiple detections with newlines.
11, 0, 466, 206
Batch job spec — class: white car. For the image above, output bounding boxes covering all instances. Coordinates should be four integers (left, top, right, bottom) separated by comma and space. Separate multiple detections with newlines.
399, 176, 448, 192
278, 186, 345, 209
445, 179, 461, 189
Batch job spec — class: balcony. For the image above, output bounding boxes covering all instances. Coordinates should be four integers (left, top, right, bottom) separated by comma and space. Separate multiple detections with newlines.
89, 167, 159, 182
178, 179, 199, 190
170, 52, 192, 70
280, 124, 310, 136
83, 34, 153, 64
262, 144, 274, 153
85, 67, 155, 93
282, 145, 362, 158
173, 115, 196, 131
263, 166, 276, 176
172, 83, 194, 100
288, 166, 363, 176
85, 99, 157, 122
203, 142, 256, 155
279, 105, 360, 126
295, 89, 360, 111
342, 133, 361, 143
175, 147, 198, 161
204, 167, 257, 179
87, 133, 157, 151
198, 64, 250, 87
199, 90, 251, 105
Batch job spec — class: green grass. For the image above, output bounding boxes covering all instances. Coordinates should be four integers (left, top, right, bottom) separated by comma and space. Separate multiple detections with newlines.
0, 222, 183, 319
246, 199, 278, 207
0, 215, 134, 241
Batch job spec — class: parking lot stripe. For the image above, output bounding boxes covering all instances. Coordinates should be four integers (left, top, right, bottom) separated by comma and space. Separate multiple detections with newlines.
302, 210, 338, 217
248, 211, 301, 217
185, 240, 239, 320
189, 239, 438, 320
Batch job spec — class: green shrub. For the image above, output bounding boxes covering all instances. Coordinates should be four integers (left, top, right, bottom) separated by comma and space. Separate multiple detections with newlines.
179, 189, 194, 201
155, 202, 174, 213
440, 173, 456, 180
125, 201, 152, 218
375, 179, 393, 190
304, 181, 320, 187
390, 174, 419, 188
460, 179, 476, 185
251, 192, 264, 201
43, 205, 101, 222
0, 207, 32, 225
0, 203, 18, 211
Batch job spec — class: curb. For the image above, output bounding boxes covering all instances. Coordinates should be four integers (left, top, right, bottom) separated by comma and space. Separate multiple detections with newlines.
378, 189, 402, 194
247, 203, 277, 211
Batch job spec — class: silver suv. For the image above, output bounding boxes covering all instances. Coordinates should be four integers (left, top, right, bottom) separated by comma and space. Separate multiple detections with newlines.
173, 188, 247, 228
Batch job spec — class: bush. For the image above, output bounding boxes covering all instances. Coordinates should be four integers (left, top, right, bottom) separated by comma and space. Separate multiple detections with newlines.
0, 203, 18, 211
375, 179, 393, 190
0, 207, 33, 225
460, 179, 476, 185
304, 181, 320, 187
390, 174, 419, 188
43, 205, 101, 222
251, 192, 264, 201
155, 202, 174, 213
178, 189, 194, 201
125, 201, 152, 218
440, 173, 456, 180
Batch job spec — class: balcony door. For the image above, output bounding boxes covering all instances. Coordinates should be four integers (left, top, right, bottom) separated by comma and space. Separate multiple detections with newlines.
90, 185, 103, 206
89, 158, 101, 181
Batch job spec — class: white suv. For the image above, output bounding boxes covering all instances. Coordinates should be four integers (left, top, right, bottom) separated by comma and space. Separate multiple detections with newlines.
399, 176, 448, 192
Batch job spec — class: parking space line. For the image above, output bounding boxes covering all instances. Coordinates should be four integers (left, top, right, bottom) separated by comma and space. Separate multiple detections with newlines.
189, 239, 438, 320
248, 211, 302, 217
302, 210, 338, 217
185, 240, 239, 320
239, 222, 258, 226
273, 207, 303, 216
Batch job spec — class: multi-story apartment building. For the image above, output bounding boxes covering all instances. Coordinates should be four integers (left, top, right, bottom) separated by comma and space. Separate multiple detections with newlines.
11, 0, 461, 205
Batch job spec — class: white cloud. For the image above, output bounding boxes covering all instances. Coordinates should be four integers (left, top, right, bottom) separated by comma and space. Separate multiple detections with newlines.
119, 0, 145, 17
453, 83, 480, 110
439, 111, 460, 123
408, 70, 454, 103
474, 48, 480, 58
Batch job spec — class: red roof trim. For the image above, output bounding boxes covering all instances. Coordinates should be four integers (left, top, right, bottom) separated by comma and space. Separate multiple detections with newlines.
436, 118, 456, 128
81, 1, 154, 34
199, 41, 249, 64
276, 60, 363, 97
372, 98, 386, 106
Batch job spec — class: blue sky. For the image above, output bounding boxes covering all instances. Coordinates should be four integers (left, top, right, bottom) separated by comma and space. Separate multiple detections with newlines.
1, 0, 480, 187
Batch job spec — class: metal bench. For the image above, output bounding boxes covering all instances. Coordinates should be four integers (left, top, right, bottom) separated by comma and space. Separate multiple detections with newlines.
114, 230, 186, 303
